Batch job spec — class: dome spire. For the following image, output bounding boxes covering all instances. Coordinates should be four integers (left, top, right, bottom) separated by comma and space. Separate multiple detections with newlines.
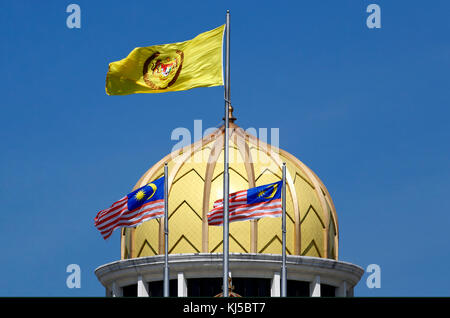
223, 103, 236, 123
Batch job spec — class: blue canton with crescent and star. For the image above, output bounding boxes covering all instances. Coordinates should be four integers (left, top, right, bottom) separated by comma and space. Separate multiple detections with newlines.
126, 176, 165, 211
246, 181, 282, 205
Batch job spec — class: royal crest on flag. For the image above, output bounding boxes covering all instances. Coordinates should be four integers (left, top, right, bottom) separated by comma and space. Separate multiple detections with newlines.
207, 181, 283, 226
105, 25, 225, 95
94, 176, 165, 239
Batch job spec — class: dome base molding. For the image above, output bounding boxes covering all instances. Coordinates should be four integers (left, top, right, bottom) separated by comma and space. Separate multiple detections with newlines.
95, 253, 363, 297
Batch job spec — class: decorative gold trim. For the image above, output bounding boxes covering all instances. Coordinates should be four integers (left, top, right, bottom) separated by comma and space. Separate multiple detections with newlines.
293, 171, 315, 189
169, 234, 200, 254
130, 226, 135, 258
298, 165, 339, 259
258, 235, 292, 255
210, 233, 249, 253
202, 128, 224, 252
235, 128, 301, 255
302, 239, 322, 258
137, 239, 158, 257
254, 168, 281, 183
211, 166, 248, 183
276, 147, 338, 259
286, 156, 330, 258
231, 127, 257, 252
120, 228, 125, 259
172, 168, 206, 185
159, 133, 214, 254
300, 205, 325, 228
171, 200, 202, 221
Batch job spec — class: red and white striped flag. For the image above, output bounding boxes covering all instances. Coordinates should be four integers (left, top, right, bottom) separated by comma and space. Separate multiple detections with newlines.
208, 181, 282, 226
94, 177, 165, 239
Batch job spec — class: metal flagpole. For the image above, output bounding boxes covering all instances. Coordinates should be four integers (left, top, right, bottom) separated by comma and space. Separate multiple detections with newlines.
163, 163, 169, 297
281, 163, 287, 297
223, 9, 231, 298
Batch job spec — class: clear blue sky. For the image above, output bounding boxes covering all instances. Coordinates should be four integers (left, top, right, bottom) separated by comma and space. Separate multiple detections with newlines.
0, 0, 449, 296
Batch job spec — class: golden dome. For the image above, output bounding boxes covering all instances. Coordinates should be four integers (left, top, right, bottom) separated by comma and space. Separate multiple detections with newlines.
121, 122, 339, 260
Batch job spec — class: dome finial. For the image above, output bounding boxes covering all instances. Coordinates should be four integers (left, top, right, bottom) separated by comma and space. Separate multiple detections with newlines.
223, 103, 236, 123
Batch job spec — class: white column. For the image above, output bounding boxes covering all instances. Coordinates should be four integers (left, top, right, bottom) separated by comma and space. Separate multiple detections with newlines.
310, 276, 321, 297
137, 275, 149, 297
271, 272, 281, 297
177, 272, 188, 297
111, 282, 122, 297
336, 281, 347, 297
348, 286, 354, 297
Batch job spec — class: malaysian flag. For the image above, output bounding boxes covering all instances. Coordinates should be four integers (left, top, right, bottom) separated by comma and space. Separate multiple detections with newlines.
94, 176, 165, 239
208, 181, 282, 226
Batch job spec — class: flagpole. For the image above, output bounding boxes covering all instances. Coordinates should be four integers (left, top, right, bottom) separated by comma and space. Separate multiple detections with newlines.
223, 9, 231, 298
163, 163, 169, 297
281, 163, 287, 297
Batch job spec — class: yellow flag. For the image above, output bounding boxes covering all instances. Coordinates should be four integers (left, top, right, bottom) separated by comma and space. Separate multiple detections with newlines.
106, 25, 225, 95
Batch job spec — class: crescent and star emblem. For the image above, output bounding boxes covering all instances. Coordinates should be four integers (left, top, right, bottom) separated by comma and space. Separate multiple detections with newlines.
263, 183, 279, 199
257, 183, 279, 200
146, 183, 157, 200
